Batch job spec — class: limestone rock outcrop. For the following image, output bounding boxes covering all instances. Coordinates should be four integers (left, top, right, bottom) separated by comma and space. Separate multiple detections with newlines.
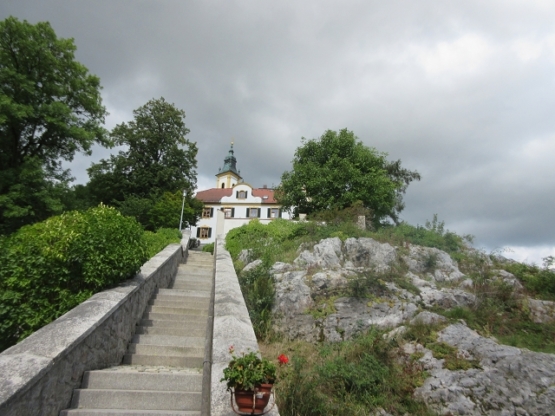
238, 236, 555, 415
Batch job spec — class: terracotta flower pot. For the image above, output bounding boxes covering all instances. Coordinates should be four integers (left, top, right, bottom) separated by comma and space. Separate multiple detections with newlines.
233, 384, 273, 414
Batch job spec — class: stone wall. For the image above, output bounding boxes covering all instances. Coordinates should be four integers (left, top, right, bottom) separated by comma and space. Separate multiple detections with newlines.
0, 234, 189, 416
210, 239, 279, 416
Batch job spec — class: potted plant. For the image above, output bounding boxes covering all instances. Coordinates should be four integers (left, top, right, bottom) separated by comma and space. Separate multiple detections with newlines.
221, 346, 288, 415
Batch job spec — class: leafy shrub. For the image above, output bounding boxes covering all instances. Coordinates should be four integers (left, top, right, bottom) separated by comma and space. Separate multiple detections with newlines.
142, 227, 182, 258
371, 214, 472, 255
238, 265, 275, 339
202, 242, 214, 254
268, 330, 433, 416
0, 205, 148, 352
504, 260, 555, 299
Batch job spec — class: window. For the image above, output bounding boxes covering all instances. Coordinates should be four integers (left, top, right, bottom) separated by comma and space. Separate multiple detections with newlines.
197, 227, 212, 239
236, 190, 248, 199
246, 208, 260, 218
268, 208, 280, 219
221, 183, 225, 188
224, 208, 235, 218
202, 207, 213, 218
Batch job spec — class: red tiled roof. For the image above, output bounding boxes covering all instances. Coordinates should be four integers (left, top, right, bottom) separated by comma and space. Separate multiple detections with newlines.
252, 188, 277, 204
195, 187, 278, 204
195, 188, 232, 202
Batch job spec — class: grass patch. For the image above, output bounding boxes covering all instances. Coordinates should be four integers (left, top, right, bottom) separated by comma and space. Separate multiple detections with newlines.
443, 305, 555, 354
260, 329, 435, 416
238, 265, 275, 340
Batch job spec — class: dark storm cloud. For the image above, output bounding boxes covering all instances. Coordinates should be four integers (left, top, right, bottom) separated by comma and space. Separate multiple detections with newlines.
2, 0, 554, 262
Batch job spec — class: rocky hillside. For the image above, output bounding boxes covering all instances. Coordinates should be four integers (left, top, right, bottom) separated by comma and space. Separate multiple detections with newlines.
239, 237, 555, 415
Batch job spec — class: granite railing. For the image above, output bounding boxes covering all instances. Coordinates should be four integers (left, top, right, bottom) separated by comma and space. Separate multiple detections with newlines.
210, 238, 279, 416
0, 234, 190, 416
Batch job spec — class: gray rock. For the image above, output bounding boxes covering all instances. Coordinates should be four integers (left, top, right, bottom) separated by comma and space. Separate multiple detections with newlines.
310, 270, 349, 292
384, 325, 407, 340
343, 238, 397, 271
272, 270, 313, 318
270, 262, 293, 274
294, 237, 343, 269
237, 249, 252, 264
407, 272, 476, 309
527, 298, 555, 324
414, 323, 555, 415
318, 298, 418, 342
493, 269, 523, 290
459, 278, 474, 289
241, 259, 263, 274
410, 311, 447, 326
419, 286, 476, 309
403, 246, 465, 282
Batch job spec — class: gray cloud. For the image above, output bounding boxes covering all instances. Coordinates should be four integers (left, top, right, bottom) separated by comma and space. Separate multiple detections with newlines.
2, 0, 554, 261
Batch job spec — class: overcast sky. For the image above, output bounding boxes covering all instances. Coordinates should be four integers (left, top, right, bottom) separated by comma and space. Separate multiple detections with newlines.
2, 0, 554, 264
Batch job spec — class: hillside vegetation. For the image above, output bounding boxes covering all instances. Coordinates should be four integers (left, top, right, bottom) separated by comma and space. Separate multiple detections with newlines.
226, 216, 555, 415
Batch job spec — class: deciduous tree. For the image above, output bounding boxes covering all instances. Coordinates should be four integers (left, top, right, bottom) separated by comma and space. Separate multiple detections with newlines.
0, 16, 107, 175
88, 97, 200, 229
0, 17, 107, 233
275, 129, 420, 226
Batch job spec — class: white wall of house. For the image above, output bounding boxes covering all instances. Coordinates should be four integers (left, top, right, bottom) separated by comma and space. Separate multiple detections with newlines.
190, 183, 292, 244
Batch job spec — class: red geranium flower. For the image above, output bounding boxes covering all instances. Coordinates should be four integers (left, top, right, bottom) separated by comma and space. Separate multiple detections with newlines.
278, 354, 289, 365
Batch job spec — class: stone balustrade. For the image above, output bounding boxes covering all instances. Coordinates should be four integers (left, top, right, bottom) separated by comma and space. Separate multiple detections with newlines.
0, 234, 189, 416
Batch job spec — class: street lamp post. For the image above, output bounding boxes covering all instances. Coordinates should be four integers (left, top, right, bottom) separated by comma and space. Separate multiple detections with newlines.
179, 190, 187, 231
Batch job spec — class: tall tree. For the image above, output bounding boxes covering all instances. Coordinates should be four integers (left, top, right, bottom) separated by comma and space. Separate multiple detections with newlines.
275, 129, 420, 226
0, 16, 107, 175
0, 17, 108, 233
88, 97, 200, 229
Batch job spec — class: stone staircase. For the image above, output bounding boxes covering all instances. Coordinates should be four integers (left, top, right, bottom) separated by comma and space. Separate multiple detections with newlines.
60, 251, 214, 416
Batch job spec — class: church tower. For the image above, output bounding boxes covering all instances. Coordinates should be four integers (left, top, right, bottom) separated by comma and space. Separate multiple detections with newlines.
215, 142, 242, 188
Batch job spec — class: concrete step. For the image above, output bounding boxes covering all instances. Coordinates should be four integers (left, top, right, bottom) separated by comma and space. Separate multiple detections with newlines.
170, 283, 211, 292
139, 319, 207, 328
80, 370, 203, 391
123, 354, 203, 367
60, 257, 214, 416
148, 299, 209, 309
131, 335, 205, 347
172, 277, 212, 285
173, 274, 212, 282
144, 305, 208, 315
135, 326, 206, 337
176, 268, 212, 276
154, 289, 210, 298
151, 293, 210, 302
69, 389, 201, 411
61, 409, 200, 415
141, 312, 207, 322
126, 344, 204, 357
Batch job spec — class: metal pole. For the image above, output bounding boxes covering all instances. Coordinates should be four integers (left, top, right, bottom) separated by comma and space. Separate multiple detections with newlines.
179, 190, 186, 230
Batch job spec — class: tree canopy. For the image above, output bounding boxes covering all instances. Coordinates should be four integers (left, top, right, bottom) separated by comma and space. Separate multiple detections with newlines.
0, 16, 107, 175
0, 17, 107, 234
275, 129, 420, 226
87, 97, 201, 229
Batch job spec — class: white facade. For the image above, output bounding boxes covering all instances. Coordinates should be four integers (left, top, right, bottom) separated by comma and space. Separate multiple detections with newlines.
191, 183, 291, 244
190, 144, 291, 244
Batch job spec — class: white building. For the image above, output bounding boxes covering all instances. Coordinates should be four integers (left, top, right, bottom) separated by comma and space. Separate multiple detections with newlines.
191, 143, 290, 244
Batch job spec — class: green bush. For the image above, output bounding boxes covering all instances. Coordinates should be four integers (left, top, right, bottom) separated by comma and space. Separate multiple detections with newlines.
238, 265, 275, 340
142, 227, 182, 258
202, 242, 214, 254
504, 260, 555, 299
273, 330, 433, 415
370, 215, 472, 255
0, 205, 148, 352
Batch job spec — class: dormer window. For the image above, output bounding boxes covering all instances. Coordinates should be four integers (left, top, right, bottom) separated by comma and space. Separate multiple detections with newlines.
236, 190, 248, 199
